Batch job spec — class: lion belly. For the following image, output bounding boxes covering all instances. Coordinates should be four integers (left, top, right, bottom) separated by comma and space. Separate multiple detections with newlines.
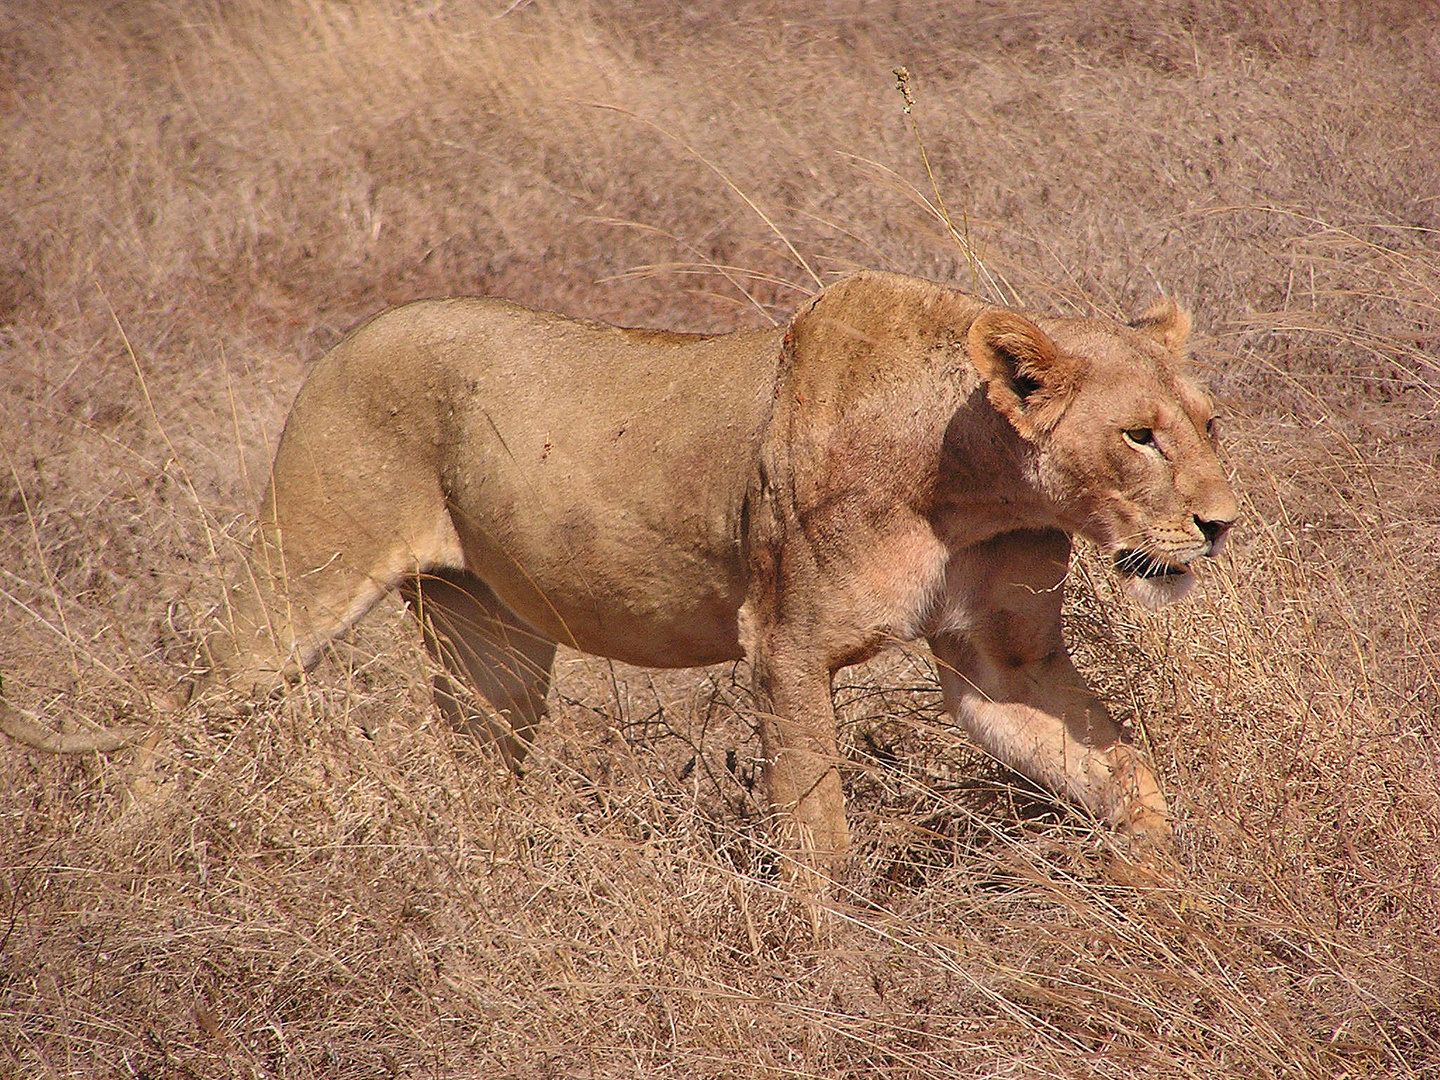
443, 488, 754, 668
402, 300, 784, 668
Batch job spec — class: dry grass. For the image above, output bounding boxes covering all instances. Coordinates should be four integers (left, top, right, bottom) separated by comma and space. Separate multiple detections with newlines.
3, 1, 1439, 1076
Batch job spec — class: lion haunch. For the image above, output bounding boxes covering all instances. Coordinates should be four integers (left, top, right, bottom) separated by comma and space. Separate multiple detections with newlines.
205, 271, 1237, 874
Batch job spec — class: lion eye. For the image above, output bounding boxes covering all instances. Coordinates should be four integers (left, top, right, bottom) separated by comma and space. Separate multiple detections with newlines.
1123, 427, 1156, 448
1205, 416, 1220, 441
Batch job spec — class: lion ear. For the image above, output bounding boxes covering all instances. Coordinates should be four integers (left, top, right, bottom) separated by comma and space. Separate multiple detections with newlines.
967, 310, 1074, 437
1129, 296, 1192, 354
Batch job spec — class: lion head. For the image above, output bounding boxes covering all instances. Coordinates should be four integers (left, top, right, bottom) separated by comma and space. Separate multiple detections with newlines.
968, 297, 1238, 607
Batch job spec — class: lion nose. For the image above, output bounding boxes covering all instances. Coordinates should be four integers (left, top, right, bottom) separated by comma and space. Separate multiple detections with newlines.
1195, 515, 1233, 554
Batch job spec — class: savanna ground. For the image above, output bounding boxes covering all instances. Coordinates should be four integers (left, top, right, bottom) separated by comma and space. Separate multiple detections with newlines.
3, 1, 1439, 1076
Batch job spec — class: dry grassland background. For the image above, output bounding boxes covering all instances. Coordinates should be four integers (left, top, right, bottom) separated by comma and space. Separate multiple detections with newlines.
3, 1, 1439, 1076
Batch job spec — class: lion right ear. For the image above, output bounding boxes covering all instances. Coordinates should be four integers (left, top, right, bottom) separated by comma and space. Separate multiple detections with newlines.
967, 311, 1074, 437
1129, 296, 1192, 354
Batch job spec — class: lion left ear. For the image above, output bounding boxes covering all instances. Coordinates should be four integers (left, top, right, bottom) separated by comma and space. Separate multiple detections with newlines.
1129, 296, 1192, 354
967, 310, 1076, 437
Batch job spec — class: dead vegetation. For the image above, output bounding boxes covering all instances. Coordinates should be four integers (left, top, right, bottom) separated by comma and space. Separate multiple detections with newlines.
2, 1, 1438, 1076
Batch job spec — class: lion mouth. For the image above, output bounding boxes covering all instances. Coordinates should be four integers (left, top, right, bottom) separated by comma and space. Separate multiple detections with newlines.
1113, 549, 1192, 581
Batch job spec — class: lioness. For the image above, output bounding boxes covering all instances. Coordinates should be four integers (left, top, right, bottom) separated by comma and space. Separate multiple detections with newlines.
204, 271, 1236, 874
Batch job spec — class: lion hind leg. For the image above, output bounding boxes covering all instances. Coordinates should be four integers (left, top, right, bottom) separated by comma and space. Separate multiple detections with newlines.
205, 554, 394, 698
205, 501, 464, 698
399, 569, 557, 770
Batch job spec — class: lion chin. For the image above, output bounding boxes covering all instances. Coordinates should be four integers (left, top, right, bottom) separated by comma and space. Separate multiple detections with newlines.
1114, 551, 1199, 609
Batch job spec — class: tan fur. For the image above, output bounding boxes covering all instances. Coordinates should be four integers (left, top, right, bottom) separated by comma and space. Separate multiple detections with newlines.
203, 271, 1237, 877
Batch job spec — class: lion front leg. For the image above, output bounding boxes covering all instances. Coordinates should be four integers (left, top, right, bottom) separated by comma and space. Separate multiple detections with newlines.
931, 530, 1172, 846
747, 636, 850, 884
931, 636, 1171, 843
